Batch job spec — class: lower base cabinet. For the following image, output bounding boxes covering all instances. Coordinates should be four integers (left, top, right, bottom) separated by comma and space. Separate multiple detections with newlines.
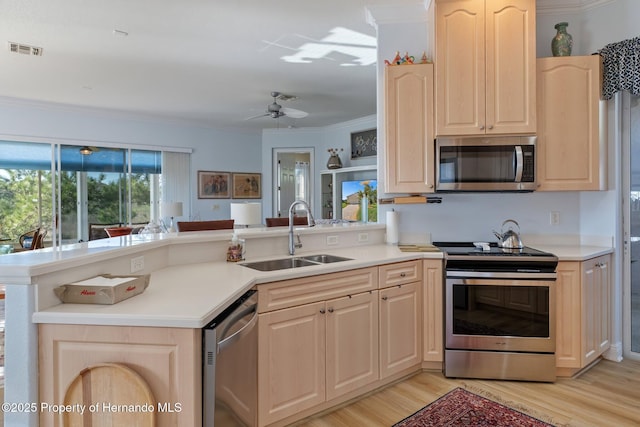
556, 254, 611, 376
257, 291, 379, 426
38, 324, 201, 427
379, 281, 422, 378
423, 259, 443, 364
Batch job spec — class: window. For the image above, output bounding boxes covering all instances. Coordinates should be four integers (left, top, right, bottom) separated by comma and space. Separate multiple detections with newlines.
0, 141, 171, 245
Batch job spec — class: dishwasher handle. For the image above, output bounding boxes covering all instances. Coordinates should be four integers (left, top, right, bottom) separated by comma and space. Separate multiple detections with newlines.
217, 304, 257, 354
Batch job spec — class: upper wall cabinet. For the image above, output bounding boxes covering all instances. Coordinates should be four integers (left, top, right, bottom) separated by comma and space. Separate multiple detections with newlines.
384, 63, 435, 193
536, 55, 607, 191
434, 0, 536, 136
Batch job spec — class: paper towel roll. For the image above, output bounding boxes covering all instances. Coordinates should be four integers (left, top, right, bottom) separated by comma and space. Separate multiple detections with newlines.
386, 210, 399, 244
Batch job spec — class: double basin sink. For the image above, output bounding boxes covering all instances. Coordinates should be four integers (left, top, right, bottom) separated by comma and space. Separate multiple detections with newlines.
241, 254, 352, 272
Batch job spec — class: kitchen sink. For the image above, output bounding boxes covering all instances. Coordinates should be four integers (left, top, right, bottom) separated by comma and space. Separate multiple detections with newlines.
299, 254, 353, 264
240, 254, 352, 272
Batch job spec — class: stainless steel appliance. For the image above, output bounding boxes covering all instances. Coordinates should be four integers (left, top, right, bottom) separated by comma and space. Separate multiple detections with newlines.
203, 289, 258, 427
434, 242, 558, 382
436, 136, 536, 192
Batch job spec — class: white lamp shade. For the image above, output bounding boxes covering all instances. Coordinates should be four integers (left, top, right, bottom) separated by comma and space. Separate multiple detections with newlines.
162, 202, 183, 217
230, 202, 261, 226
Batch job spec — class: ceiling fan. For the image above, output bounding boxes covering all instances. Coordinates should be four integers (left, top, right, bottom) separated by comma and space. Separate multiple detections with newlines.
246, 91, 309, 120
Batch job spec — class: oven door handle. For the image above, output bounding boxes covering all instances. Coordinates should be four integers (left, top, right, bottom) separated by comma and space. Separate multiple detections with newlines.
447, 271, 556, 280
514, 146, 524, 182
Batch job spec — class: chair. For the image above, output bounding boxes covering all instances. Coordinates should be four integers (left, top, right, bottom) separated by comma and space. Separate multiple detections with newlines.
176, 220, 235, 232
89, 223, 123, 240
19, 227, 47, 250
265, 217, 308, 227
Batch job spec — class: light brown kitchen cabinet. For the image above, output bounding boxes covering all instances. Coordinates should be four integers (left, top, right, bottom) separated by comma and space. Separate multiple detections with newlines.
38, 324, 201, 427
423, 259, 443, 365
384, 63, 435, 193
379, 261, 423, 378
257, 269, 379, 427
536, 55, 607, 191
555, 254, 611, 377
434, 0, 536, 136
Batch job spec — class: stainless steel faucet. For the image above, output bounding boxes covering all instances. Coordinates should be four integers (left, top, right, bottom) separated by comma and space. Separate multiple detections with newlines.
288, 200, 315, 255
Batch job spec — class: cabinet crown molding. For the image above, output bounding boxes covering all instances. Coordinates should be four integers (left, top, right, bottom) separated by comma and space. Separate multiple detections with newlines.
536, 0, 616, 15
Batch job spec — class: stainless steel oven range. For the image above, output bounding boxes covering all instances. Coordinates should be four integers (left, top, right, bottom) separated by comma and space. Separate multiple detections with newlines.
434, 242, 558, 382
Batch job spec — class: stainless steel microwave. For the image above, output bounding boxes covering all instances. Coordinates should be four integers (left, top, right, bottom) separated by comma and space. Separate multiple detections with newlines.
435, 136, 537, 192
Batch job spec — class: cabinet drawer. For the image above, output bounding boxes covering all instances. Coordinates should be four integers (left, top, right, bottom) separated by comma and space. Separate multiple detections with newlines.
379, 261, 422, 288
258, 267, 378, 313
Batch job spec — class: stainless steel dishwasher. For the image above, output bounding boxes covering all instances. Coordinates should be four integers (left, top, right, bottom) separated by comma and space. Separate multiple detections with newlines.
203, 289, 257, 427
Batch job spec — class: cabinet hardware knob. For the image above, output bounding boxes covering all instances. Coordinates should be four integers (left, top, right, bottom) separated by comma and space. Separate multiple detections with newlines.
328, 308, 334, 313
488, 125, 494, 130
400, 272, 406, 277
480, 125, 485, 130
320, 309, 326, 314
382, 296, 388, 301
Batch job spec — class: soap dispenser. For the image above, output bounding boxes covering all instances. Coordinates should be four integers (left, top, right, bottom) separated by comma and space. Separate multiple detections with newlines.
226, 233, 245, 262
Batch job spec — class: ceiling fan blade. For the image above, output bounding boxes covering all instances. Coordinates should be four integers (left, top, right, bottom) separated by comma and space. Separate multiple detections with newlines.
244, 113, 269, 120
281, 107, 308, 119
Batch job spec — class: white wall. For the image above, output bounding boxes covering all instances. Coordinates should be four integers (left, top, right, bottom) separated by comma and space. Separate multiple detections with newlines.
0, 98, 262, 221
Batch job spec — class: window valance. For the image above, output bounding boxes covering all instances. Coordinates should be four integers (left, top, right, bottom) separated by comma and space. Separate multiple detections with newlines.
600, 36, 640, 100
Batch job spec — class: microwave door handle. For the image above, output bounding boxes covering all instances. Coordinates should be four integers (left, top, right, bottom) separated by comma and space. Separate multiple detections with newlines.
514, 146, 523, 182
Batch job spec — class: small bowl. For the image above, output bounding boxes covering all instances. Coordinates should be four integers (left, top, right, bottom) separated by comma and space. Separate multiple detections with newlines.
105, 227, 133, 237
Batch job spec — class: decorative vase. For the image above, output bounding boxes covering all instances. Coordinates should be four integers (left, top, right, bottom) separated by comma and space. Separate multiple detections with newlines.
326, 154, 342, 169
551, 22, 573, 57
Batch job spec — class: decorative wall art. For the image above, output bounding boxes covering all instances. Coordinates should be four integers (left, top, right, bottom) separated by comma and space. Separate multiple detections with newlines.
351, 128, 377, 159
232, 173, 262, 199
197, 171, 231, 199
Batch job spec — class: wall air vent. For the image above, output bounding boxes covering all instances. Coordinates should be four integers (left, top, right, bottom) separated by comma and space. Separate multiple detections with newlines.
8, 42, 43, 56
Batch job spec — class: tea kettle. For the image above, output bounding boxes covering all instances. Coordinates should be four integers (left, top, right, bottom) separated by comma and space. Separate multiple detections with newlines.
493, 219, 524, 249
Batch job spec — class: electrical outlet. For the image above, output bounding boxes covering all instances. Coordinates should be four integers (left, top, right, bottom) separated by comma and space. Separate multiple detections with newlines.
130, 256, 145, 273
212, 204, 220, 211
358, 233, 369, 243
550, 211, 560, 226
327, 235, 339, 246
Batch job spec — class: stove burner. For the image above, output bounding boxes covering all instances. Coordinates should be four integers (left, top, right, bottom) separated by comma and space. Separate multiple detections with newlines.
433, 241, 558, 273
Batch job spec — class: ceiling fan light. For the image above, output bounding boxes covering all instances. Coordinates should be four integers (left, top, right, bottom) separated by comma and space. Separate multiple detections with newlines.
79, 146, 93, 155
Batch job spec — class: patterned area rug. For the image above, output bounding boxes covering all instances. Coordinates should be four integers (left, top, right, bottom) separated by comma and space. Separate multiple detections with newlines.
393, 388, 555, 427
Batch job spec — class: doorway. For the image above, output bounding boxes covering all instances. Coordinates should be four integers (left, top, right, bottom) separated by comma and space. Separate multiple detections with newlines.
273, 149, 314, 217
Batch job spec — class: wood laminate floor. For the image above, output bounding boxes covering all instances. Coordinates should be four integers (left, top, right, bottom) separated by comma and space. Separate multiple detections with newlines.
293, 358, 640, 427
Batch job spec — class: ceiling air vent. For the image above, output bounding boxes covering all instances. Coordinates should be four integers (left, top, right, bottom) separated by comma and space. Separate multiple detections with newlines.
8, 42, 43, 56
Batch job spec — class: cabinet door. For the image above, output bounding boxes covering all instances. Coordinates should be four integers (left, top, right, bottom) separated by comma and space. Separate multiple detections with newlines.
435, 0, 535, 136
325, 291, 379, 401
555, 261, 582, 369
582, 255, 611, 365
379, 282, 422, 378
423, 259, 443, 363
384, 64, 435, 193
258, 302, 325, 426
485, 0, 536, 134
537, 55, 605, 191
435, 0, 485, 136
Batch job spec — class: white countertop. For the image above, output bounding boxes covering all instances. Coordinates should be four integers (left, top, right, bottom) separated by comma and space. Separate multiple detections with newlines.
32, 244, 442, 328
17, 227, 613, 329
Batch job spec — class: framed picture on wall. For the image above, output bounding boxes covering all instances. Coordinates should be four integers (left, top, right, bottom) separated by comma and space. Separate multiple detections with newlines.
232, 172, 262, 199
197, 171, 231, 199
350, 128, 377, 159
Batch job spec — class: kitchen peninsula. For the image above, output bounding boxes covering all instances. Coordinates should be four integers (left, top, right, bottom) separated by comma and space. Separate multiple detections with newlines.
1, 223, 441, 427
